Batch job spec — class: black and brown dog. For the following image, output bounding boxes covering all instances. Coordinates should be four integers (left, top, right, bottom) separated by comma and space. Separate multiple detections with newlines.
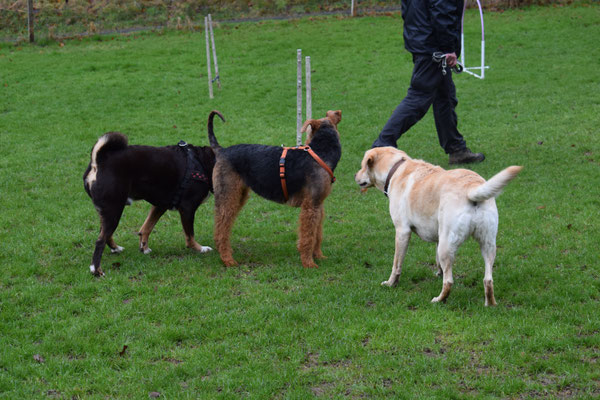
83, 129, 216, 276
207, 109, 342, 269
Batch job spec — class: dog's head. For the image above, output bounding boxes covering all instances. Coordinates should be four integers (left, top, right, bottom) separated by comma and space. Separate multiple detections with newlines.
301, 110, 342, 145
355, 147, 410, 192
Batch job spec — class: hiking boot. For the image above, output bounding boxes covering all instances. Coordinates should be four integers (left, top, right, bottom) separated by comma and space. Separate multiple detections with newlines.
449, 148, 485, 164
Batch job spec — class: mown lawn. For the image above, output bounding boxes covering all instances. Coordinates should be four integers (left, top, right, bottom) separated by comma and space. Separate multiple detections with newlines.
1, 4, 599, 399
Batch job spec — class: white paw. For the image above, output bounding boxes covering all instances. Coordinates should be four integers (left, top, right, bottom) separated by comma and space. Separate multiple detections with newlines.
142, 247, 152, 255
381, 280, 393, 287
110, 245, 124, 254
431, 296, 441, 303
89, 265, 105, 276
199, 246, 213, 253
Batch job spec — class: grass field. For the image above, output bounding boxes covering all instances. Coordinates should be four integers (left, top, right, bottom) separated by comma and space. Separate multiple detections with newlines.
1, 4, 599, 398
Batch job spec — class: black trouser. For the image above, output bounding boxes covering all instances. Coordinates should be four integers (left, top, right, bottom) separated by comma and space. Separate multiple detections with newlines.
372, 54, 467, 154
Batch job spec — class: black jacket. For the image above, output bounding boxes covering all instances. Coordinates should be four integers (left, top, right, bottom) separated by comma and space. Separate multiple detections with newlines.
401, 0, 464, 57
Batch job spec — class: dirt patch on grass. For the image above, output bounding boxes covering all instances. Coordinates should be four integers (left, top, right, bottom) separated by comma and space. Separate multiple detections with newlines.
311, 381, 335, 397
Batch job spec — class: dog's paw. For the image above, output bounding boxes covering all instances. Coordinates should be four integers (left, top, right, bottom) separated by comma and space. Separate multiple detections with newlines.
89, 265, 105, 277
199, 246, 213, 253
484, 299, 497, 307
431, 296, 446, 303
381, 280, 395, 287
141, 247, 152, 255
110, 245, 124, 254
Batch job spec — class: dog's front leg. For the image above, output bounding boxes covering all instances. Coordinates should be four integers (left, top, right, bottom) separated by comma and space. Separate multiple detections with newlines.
381, 228, 411, 287
298, 202, 320, 268
138, 206, 166, 254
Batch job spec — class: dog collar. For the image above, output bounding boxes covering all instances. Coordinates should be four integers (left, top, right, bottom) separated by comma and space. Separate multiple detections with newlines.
383, 158, 405, 198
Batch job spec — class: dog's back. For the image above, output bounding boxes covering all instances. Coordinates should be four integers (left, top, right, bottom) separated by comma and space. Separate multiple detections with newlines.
402, 162, 521, 211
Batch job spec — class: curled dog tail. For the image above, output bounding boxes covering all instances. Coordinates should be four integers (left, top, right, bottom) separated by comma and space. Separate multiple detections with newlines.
468, 166, 523, 202
85, 132, 128, 191
91, 132, 128, 164
207, 110, 225, 149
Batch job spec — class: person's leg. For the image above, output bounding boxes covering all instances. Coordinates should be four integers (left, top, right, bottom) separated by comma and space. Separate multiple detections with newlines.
432, 72, 466, 154
433, 72, 485, 164
372, 56, 439, 148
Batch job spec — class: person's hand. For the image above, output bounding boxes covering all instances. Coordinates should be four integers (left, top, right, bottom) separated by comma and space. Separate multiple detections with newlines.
445, 52, 457, 67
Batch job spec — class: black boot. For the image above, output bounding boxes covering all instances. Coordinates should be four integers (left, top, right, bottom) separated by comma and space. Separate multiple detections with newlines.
449, 148, 485, 164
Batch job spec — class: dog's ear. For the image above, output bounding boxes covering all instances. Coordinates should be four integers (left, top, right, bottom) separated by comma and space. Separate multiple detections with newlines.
326, 110, 342, 127
367, 155, 374, 168
301, 119, 321, 134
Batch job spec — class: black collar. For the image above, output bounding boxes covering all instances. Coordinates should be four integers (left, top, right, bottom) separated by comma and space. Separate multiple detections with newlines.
384, 159, 405, 198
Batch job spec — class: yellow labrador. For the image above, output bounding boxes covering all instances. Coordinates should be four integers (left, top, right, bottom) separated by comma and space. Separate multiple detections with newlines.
355, 147, 522, 306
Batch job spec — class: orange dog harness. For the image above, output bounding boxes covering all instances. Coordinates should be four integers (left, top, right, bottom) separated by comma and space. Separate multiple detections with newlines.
279, 145, 336, 201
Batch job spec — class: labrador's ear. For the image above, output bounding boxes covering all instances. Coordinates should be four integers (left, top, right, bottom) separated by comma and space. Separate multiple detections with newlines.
367, 155, 374, 168
301, 119, 321, 134
326, 110, 342, 127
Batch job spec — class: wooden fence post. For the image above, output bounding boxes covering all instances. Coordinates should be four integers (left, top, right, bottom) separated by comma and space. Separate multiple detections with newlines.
27, 0, 35, 42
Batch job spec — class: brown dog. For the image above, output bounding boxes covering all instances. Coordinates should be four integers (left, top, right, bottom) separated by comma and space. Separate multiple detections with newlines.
355, 147, 522, 305
207, 110, 342, 268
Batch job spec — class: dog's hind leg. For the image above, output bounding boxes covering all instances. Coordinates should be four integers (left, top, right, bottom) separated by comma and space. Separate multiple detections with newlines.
381, 228, 411, 287
480, 240, 497, 306
179, 208, 212, 253
138, 205, 166, 254
107, 236, 124, 254
297, 197, 324, 268
298, 202, 320, 268
90, 205, 125, 276
474, 218, 498, 306
431, 240, 455, 303
214, 174, 249, 267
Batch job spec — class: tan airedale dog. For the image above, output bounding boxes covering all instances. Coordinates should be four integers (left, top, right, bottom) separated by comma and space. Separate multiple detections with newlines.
207, 110, 342, 268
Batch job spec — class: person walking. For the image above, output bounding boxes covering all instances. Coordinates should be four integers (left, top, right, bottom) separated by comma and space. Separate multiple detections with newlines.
372, 0, 485, 164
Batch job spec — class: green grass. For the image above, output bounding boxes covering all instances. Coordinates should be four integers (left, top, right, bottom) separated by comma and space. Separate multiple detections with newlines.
1, 4, 599, 398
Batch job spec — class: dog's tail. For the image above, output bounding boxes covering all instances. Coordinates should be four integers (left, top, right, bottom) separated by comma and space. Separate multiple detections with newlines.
207, 110, 225, 149
90, 132, 128, 164
467, 166, 523, 202
85, 132, 128, 191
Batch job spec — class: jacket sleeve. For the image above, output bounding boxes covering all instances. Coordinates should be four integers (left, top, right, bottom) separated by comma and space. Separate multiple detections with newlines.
428, 0, 462, 54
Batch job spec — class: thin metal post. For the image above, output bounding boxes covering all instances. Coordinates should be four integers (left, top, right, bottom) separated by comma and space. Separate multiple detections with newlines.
305, 56, 312, 121
296, 49, 302, 146
208, 14, 221, 89
205, 17, 214, 99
